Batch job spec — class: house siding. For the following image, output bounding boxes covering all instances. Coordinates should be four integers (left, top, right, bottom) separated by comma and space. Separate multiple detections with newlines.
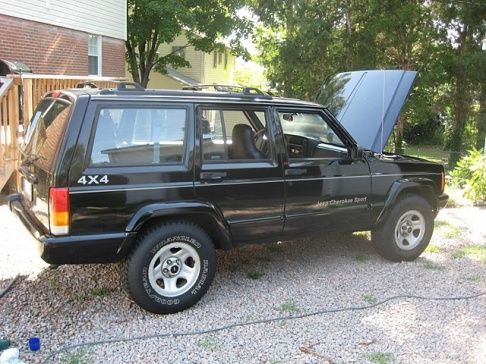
203, 51, 235, 84
0, 0, 126, 40
157, 34, 203, 83
147, 72, 186, 90
0, 14, 125, 76
146, 34, 236, 89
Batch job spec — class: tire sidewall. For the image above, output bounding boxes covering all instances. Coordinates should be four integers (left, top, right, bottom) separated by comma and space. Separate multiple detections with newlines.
375, 196, 434, 261
129, 223, 216, 313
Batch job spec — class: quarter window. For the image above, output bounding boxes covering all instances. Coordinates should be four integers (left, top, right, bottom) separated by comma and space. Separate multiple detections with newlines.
90, 107, 187, 166
200, 108, 270, 162
21, 98, 72, 171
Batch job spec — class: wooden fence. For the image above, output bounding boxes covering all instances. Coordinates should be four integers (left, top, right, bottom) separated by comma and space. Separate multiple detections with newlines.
0, 74, 124, 191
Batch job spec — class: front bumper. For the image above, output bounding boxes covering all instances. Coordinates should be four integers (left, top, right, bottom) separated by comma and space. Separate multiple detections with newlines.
8, 193, 136, 265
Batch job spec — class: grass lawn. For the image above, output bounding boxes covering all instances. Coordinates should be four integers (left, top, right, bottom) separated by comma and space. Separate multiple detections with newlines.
402, 145, 448, 164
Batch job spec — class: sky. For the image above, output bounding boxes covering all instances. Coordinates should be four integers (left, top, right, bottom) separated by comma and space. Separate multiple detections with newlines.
236, 6, 259, 55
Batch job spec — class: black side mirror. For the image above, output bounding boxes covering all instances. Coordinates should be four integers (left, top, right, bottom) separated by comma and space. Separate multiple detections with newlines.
350, 146, 364, 161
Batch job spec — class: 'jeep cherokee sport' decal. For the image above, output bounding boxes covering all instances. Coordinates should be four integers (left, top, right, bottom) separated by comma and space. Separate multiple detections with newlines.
316, 196, 367, 209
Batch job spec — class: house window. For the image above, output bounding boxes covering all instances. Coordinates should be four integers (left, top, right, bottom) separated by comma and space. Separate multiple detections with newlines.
88, 35, 102, 76
172, 46, 185, 58
224, 51, 228, 69
213, 50, 226, 68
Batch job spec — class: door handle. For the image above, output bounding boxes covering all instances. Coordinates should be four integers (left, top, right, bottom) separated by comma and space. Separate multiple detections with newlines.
284, 168, 307, 176
200, 171, 227, 181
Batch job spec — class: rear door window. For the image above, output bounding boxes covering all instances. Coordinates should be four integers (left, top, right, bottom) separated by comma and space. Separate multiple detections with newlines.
21, 97, 72, 171
90, 107, 187, 166
199, 108, 270, 161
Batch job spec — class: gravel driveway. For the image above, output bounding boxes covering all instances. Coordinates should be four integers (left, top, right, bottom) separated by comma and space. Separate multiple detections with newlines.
0, 194, 485, 364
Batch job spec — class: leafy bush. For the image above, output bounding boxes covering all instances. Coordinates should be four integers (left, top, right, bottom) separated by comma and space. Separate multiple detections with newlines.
404, 116, 444, 145
450, 148, 486, 203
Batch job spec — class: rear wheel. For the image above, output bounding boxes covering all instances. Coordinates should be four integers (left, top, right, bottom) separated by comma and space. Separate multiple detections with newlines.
127, 221, 216, 314
371, 195, 434, 262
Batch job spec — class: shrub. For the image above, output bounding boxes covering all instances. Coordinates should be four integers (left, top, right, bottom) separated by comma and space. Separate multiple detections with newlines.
450, 148, 486, 203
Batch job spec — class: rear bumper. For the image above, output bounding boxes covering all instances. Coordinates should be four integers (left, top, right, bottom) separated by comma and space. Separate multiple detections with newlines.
8, 193, 136, 265
8, 193, 46, 239
437, 193, 449, 210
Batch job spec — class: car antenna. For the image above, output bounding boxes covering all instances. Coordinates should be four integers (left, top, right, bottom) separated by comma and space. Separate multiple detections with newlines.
380, 70, 386, 159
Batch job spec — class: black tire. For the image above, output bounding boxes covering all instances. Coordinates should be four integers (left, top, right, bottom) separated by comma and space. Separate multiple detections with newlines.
127, 221, 216, 314
371, 195, 434, 262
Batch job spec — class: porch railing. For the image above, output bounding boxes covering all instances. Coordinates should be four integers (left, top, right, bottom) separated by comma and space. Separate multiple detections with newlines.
0, 77, 19, 191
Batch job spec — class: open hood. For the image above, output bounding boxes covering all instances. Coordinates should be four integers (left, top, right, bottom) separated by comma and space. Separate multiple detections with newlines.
317, 70, 417, 153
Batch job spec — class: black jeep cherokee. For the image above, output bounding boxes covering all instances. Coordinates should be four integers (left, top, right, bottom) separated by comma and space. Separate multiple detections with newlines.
9, 70, 448, 313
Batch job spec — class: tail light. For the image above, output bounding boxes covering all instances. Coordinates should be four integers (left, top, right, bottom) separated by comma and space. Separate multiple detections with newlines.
49, 187, 69, 235
441, 171, 446, 193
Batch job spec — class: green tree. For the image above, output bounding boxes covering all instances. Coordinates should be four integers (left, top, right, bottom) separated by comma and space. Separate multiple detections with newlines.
368, 1, 441, 151
252, 0, 351, 99
233, 61, 267, 89
126, 0, 251, 87
251, 0, 485, 159
252, 1, 440, 151
429, 1, 485, 164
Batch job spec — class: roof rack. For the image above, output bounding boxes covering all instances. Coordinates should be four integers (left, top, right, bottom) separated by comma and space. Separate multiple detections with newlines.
116, 81, 145, 91
182, 84, 270, 97
97, 82, 273, 100
99, 81, 146, 95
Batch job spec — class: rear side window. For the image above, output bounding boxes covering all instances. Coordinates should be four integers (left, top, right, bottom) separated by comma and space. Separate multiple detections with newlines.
90, 107, 187, 166
22, 98, 72, 171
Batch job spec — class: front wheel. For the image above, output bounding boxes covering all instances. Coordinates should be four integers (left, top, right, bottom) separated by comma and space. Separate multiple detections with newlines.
127, 221, 216, 314
371, 195, 434, 262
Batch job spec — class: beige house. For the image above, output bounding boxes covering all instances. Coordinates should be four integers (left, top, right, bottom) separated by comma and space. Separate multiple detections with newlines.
143, 34, 236, 89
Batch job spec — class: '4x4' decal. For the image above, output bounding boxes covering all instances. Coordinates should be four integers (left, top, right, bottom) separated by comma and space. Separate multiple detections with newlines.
77, 175, 109, 185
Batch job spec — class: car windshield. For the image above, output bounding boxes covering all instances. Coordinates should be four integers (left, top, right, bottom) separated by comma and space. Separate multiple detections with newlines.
21, 97, 72, 171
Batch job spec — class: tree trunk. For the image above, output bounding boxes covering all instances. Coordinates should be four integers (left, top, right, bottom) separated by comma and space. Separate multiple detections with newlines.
395, 61, 410, 154
343, 0, 353, 69
126, 40, 141, 85
476, 82, 486, 151
449, 75, 468, 166
448, 27, 470, 166
394, 115, 405, 153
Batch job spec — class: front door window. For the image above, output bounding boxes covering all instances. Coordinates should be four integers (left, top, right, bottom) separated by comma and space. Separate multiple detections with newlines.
278, 111, 347, 159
